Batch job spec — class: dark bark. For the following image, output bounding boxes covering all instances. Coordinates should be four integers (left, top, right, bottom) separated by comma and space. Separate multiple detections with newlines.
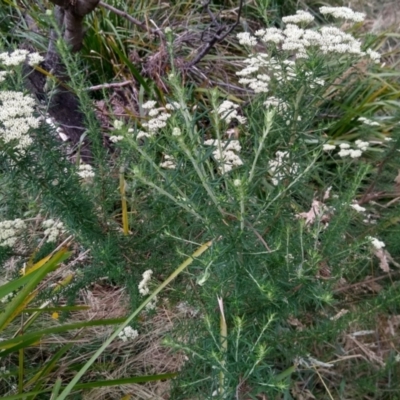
25, 0, 100, 162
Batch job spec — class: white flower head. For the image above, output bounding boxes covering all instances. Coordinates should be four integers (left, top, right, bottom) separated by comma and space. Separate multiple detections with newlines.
349, 149, 362, 158
142, 100, 157, 110
118, 326, 139, 342
109, 135, 124, 143
165, 102, 181, 111
138, 269, 153, 296
160, 154, 177, 170
366, 48, 380, 63
338, 149, 351, 158
217, 101, 247, 125
0, 49, 28, 66
368, 236, 385, 250
172, 127, 182, 136
113, 120, 124, 130
27, 53, 44, 66
0, 91, 40, 155
0, 218, 27, 247
355, 140, 369, 151
42, 219, 65, 243
237, 32, 257, 46
77, 164, 95, 179
323, 144, 336, 151
358, 117, 379, 126
204, 139, 243, 175
136, 130, 151, 140
320, 6, 365, 22
350, 203, 366, 213
282, 10, 315, 25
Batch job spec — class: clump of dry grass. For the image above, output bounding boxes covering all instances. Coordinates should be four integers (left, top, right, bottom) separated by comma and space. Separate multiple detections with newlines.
71, 286, 187, 400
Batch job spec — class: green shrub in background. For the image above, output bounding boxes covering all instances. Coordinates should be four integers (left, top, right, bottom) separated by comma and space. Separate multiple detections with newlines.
0, 3, 399, 399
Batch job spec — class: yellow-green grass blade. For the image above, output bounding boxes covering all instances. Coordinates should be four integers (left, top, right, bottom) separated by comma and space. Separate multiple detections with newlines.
0, 249, 71, 332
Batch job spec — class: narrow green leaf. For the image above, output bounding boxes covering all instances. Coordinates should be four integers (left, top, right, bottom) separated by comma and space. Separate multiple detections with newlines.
50, 378, 63, 400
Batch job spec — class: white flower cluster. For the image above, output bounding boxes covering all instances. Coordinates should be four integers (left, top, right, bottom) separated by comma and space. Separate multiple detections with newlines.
320, 6, 365, 22
138, 269, 157, 310
282, 10, 315, 25
359, 117, 380, 126
338, 141, 369, 158
237, 32, 258, 46
323, 140, 369, 158
365, 49, 381, 63
317, 26, 365, 55
322, 144, 336, 151
137, 101, 180, 139
109, 135, 124, 143
268, 151, 299, 186
160, 154, 176, 170
108, 120, 134, 143
217, 101, 247, 125
42, 219, 65, 243
236, 7, 379, 89
77, 163, 95, 179
0, 218, 26, 247
237, 55, 297, 93
350, 202, 366, 213
172, 127, 182, 136
0, 49, 44, 67
138, 269, 153, 295
113, 120, 124, 130
368, 236, 385, 250
0, 91, 40, 154
118, 326, 139, 342
204, 139, 243, 174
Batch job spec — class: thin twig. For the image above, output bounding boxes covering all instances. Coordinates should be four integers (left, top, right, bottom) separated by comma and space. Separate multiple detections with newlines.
185, 0, 243, 68
99, 1, 165, 40
333, 271, 400, 294
87, 80, 134, 91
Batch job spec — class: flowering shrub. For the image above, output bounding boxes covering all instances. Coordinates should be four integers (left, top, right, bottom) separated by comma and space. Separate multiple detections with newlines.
103, 7, 400, 398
